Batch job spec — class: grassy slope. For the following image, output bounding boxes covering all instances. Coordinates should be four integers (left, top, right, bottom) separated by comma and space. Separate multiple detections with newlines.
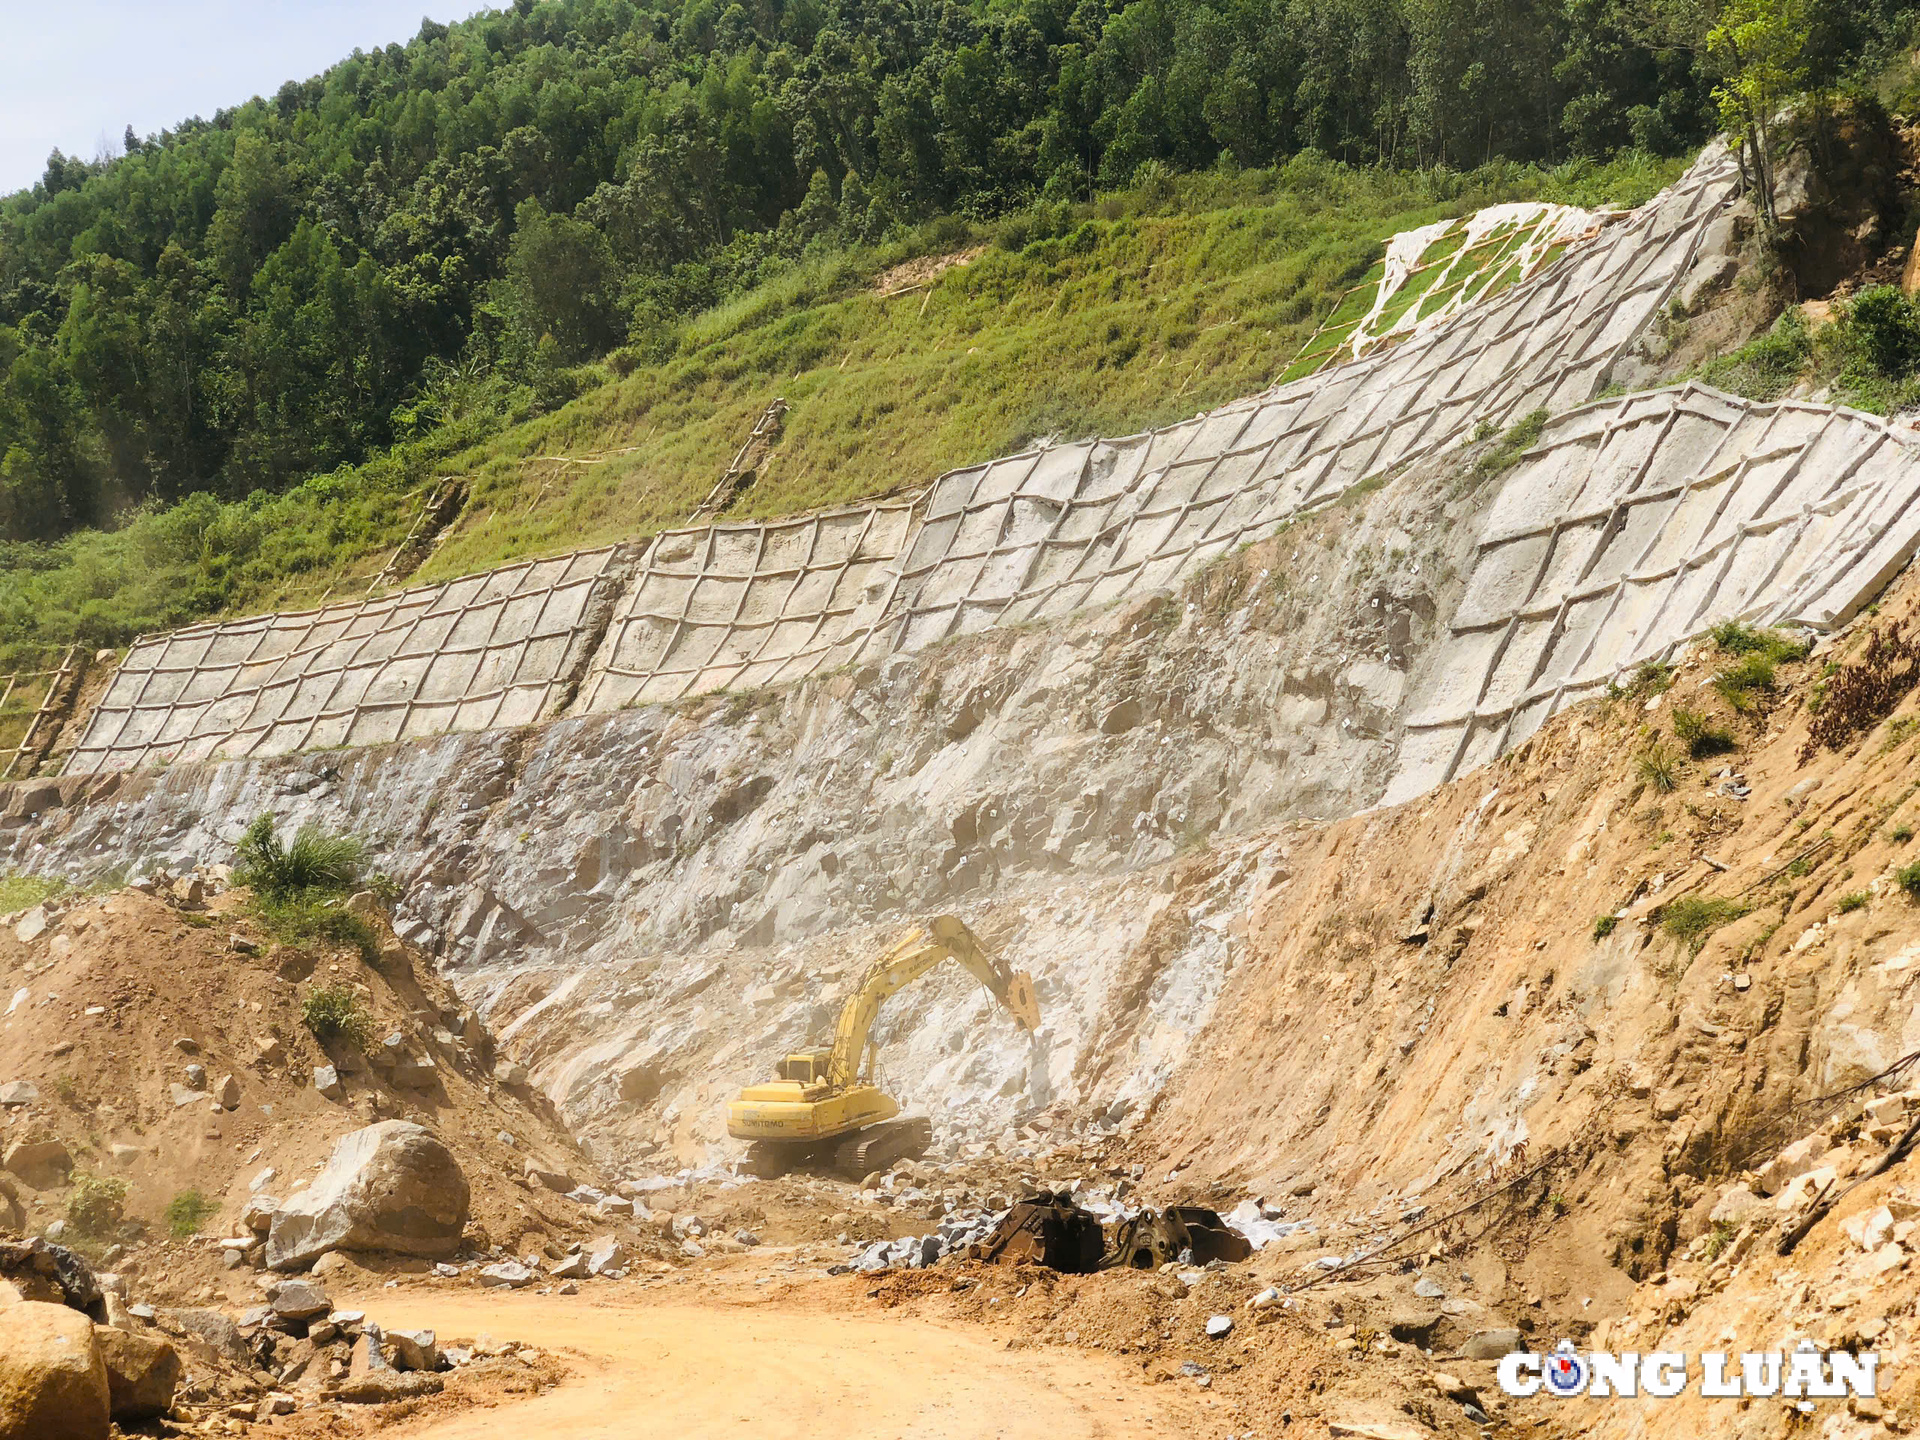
0, 152, 1683, 676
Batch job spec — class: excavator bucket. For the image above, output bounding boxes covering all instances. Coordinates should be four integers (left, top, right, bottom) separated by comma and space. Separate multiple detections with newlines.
1107, 1205, 1252, 1270
1004, 971, 1041, 1032
968, 1192, 1104, 1273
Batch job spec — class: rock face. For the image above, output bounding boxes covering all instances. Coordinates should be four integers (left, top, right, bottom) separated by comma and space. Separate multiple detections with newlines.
0, 1300, 110, 1440
265, 1122, 469, 1271
92, 1327, 179, 1422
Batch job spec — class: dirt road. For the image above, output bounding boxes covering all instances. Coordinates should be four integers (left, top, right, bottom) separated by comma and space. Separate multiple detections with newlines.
359, 1282, 1217, 1439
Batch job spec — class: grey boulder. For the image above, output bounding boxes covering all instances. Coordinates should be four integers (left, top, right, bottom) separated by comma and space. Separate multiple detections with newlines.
266, 1122, 470, 1271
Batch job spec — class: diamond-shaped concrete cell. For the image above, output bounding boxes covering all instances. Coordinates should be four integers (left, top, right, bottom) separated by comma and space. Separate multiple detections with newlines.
1390, 386, 1920, 804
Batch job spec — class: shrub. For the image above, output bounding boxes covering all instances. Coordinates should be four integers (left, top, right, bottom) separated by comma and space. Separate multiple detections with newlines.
233, 814, 365, 899
1836, 891, 1870, 914
66, 1173, 128, 1238
302, 985, 374, 1048
1671, 707, 1735, 758
1592, 914, 1618, 940
1837, 285, 1920, 379
1800, 623, 1920, 763
1898, 861, 1920, 900
1893, 823, 1913, 844
1637, 742, 1681, 793
165, 1189, 217, 1238
1660, 896, 1750, 954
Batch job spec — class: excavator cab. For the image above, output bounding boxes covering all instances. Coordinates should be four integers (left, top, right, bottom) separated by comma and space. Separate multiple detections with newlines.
776, 1050, 834, 1085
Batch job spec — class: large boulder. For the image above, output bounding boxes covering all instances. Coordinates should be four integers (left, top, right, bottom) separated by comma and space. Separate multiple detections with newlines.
0, 1300, 110, 1440
92, 1327, 179, 1422
266, 1122, 470, 1271
0, 1240, 103, 1320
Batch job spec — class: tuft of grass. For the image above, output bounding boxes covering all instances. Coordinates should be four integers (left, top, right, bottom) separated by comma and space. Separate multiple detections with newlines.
1715, 653, 1778, 712
65, 1173, 128, 1239
1592, 914, 1619, 940
1660, 895, 1751, 954
1836, 890, 1870, 914
1637, 742, 1681, 793
1702, 1219, 1738, 1260
302, 985, 374, 1049
233, 814, 365, 899
1892, 823, 1913, 844
1671, 707, 1735, 758
1898, 862, 1920, 900
164, 1189, 217, 1239
1472, 408, 1550, 478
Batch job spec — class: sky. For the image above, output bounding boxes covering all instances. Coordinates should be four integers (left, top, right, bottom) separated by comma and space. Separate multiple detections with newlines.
1, 1, 491, 195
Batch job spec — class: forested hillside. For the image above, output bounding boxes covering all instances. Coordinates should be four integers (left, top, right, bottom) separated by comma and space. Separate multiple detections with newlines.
3, 0, 1906, 548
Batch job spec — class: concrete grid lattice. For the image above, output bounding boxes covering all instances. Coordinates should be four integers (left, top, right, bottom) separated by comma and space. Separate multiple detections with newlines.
64, 546, 636, 772
63, 147, 1754, 776
1387, 384, 1920, 804
572, 144, 1740, 697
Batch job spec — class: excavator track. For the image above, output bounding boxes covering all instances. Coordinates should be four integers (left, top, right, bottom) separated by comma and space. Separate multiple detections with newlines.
743, 1141, 813, 1179
834, 1116, 933, 1177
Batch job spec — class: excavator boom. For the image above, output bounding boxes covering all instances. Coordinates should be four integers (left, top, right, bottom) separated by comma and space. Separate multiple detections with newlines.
826, 914, 1039, 1089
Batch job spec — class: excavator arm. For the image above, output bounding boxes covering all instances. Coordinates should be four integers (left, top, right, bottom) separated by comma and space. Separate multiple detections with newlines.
825, 914, 1039, 1091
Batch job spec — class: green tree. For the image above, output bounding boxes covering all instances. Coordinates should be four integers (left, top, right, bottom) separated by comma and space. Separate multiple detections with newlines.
1707, 0, 1814, 232
498, 199, 622, 365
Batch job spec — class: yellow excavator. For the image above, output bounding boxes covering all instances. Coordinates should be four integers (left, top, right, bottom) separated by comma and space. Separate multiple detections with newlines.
727, 915, 1040, 1178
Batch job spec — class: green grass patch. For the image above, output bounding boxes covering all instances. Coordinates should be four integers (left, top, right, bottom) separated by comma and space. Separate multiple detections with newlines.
1898, 861, 1920, 900
0, 874, 66, 913
1661, 896, 1751, 954
1836, 890, 1870, 914
253, 895, 379, 965
1694, 309, 1814, 401
1471, 409, 1549, 478
1593, 914, 1619, 940
301, 985, 374, 1049
164, 1189, 217, 1239
1715, 653, 1779, 712
1710, 622, 1809, 664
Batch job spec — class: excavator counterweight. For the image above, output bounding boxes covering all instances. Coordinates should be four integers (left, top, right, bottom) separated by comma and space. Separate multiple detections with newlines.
726, 916, 1038, 1178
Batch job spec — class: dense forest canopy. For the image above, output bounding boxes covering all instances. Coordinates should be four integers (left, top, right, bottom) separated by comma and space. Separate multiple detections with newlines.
0, 0, 1912, 545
